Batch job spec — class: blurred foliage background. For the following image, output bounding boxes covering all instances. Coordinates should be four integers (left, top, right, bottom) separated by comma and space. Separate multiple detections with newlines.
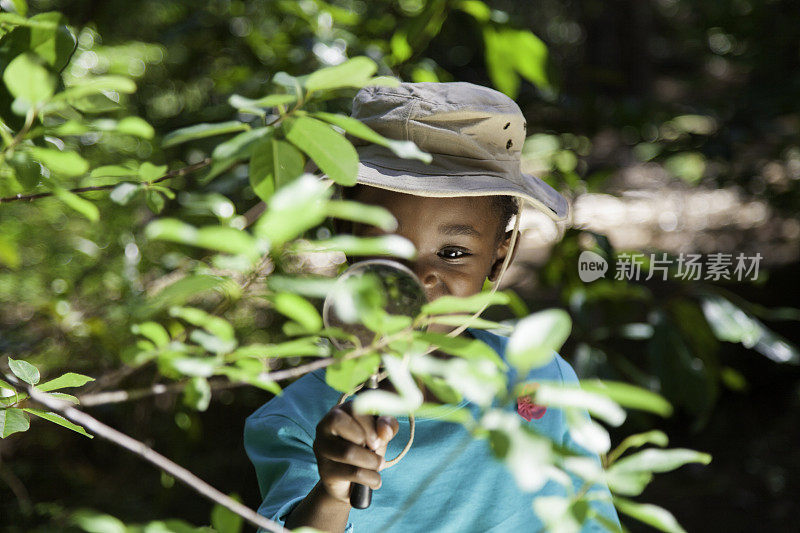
1, 0, 798, 531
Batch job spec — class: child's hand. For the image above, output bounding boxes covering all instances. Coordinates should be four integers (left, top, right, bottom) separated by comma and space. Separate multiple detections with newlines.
313, 400, 399, 504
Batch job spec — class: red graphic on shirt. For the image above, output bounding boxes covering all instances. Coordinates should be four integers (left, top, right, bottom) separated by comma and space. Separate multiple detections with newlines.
516, 383, 547, 421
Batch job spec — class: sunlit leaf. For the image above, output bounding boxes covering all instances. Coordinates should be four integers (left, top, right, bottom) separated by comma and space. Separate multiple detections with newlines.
23, 408, 92, 438
0, 408, 30, 438
162, 121, 249, 148
169, 306, 235, 341
28, 147, 89, 177
579, 380, 673, 417
612, 448, 711, 475
506, 309, 571, 373
183, 377, 212, 411
3, 52, 56, 104
326, 353, 381, 393
613, 497, 687, 533
285, 116, 358, 186
249, 137, 304, 201
304, 56, 377, 92
8, 357, 40, 385
421, 292, 510, 316
271, 293, 323, 333
37, 372, 95, 392
296, 235, 415, 259
131, 322, 170, 348
312, 112, 432, 163
324, 200, 397, 232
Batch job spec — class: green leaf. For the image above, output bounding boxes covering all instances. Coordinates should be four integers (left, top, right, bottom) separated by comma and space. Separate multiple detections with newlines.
579, 380, 673, 417
211, 495, 244, 533
228, 339, 328, 359
506, 309, 571, 373
145, 275, 236, 313
115, 116, 154, 139
167, 357, 219, 378
3, 52, 56, 104
421, 292, 510, 316
44, 391, 80, 404
613, 497, 687, 533
145, 219, 262, 258
28, 12, 75, 71
183, 377, 212, 411
608, 430, 669, 465
312, 112, 432, 163
109, 182, 141, 205
169, 306, 235, 341
326, 353, 381, 393
426, 315, 511, 332
304, 56, 378, 92
145, 190, 166, 213
195, 226, 261, 258
162, 121, 249, 148
138, 162, 168, 182
0, 408, 30, 438
324, 200, 397, 232
612, 448, 712, 475
54, 187, 99, 222
8, 0, 28, 16
458, 0, 491, 22
131, 322, 170, 348
58, 75, 137, 100
284, 116, 358, 185
253, 174, 331, 246
28, 147, 89, 177
8, 356, 40, 385
229, 93, 296, 112
249, 137, 304, 201
23, 408, 92, 438
414, 332, 507, 371
89, 165, 138, 179
271, 293, 323, 333
298, 235, 416, 259
69, 510, 127, 533
37, 372, 95, 392
532, 383, 626, 426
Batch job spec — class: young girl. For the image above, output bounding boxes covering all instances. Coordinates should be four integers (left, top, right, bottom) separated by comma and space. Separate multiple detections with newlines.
244, 82, 620, 532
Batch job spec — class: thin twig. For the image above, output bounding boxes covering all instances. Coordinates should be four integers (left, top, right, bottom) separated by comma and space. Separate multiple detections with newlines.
0, 158, 212, 204
78, 377, 242, 407
4, 373, 288, 533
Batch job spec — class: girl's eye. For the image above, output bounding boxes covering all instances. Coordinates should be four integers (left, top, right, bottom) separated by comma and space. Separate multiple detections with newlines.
438, 247, 471, 260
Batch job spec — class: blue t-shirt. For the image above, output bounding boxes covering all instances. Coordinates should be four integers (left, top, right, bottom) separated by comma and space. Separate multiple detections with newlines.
244, 328, 621, 532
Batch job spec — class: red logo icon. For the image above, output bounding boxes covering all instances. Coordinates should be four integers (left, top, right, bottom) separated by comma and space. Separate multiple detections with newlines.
516, 383, 547, 421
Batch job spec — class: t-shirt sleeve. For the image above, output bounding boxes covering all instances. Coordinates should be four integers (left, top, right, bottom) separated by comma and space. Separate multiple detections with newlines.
243, 412, 354, 533
554, 354, 623, 532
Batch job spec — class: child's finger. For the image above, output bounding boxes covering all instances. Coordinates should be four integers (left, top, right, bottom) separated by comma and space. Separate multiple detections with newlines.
318, 407, 369, 448
377, 416, 399, 442
338, 401, 381, 449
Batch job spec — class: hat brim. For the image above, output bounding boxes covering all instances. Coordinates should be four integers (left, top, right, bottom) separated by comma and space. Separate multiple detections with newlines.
348, 157, 569, 222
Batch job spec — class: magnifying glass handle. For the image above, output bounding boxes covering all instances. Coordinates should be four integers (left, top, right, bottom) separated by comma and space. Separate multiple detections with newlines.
350, 375, 380, 509
350, 414, 378, 509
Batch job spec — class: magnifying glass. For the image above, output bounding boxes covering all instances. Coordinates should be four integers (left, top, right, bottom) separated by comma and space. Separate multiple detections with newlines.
322, 259, 427, 509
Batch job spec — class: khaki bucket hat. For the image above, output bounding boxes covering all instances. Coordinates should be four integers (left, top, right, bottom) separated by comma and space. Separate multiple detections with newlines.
322, 81, 569, 222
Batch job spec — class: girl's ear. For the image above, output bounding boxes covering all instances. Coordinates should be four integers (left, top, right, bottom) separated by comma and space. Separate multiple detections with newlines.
488, 229, 520, 282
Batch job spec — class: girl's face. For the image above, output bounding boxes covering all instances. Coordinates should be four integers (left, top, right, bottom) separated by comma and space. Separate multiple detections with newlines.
350, 186, 514, 305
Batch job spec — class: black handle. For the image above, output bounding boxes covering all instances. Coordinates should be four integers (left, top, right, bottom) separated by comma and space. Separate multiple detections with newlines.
349, 412, 378, 509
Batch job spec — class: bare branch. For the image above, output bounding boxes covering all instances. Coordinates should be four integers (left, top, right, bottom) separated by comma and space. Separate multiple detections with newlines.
3, 373, 289, 533
0, 158, 212, 204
